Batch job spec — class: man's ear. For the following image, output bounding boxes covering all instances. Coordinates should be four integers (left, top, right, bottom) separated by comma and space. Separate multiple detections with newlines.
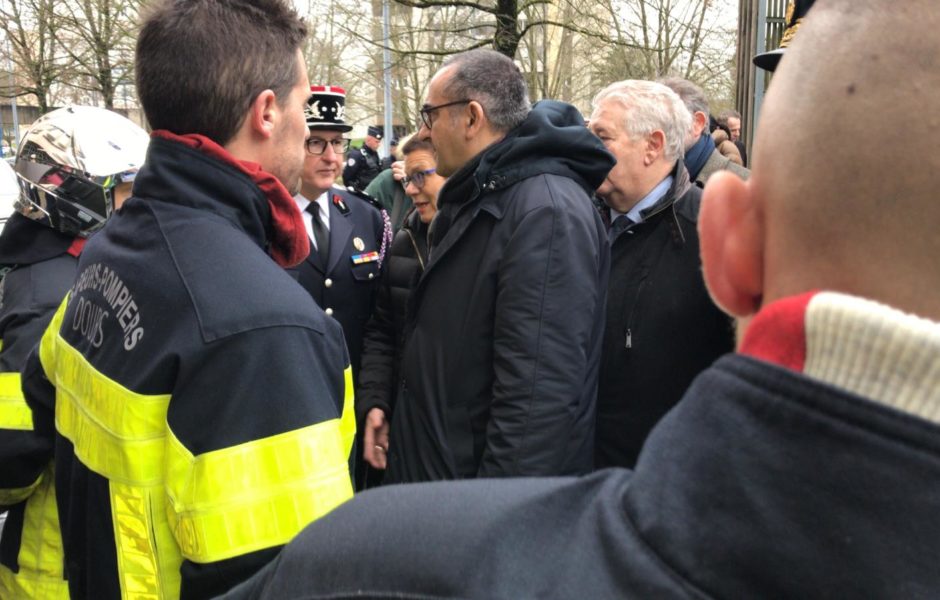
692, 111, 708, 137
465, 101, 487, 138
698, 170, 764, 317
645, 130, 666, 165
247, 89, 278, 140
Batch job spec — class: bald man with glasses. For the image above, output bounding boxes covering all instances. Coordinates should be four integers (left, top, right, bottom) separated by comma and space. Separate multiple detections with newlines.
371, 49, 614, 484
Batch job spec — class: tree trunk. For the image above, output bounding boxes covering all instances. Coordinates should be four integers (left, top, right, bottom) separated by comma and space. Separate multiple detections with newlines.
493, 0, 520, 57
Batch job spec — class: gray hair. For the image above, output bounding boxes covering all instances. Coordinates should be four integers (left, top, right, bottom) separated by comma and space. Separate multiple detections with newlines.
592, 80, 691, 162
441, 49, 531, 132
657, 76, 710, 120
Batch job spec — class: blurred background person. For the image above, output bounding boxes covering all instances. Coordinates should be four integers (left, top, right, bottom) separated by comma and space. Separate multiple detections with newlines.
659, 76, 749, 187
356, 136, 445, 486
719, 109, 748, 167
366, 133, 415, 232
343, 125, 384, 191
381, 136, 400, 169
709, 116, 744, 166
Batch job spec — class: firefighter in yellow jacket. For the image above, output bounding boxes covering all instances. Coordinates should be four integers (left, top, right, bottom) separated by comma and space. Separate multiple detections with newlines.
13, 1, 355, 598
0, 107, 148, 599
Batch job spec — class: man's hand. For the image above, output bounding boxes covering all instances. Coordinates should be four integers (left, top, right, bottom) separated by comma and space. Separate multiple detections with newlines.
362, 408, 389, 469
391, 160, 406, 182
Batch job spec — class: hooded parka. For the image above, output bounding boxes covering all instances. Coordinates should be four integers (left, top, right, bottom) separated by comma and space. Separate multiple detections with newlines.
384, 100, 615, 483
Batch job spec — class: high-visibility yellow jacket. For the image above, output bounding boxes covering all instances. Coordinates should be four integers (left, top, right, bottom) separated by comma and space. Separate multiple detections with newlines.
0, 215, 80, 600
19, 134, 356, 599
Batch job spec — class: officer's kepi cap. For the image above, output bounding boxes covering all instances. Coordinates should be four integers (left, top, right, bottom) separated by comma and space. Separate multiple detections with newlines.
753, 0, 815, 72
367, 125, 383, 140
306, 85, 353, 132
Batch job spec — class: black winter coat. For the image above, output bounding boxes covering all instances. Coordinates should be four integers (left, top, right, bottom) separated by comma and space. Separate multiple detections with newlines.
596, 163, 734, 469
384, 100, 615, 483
0, 215, 76, 596
356, 209, 430, 422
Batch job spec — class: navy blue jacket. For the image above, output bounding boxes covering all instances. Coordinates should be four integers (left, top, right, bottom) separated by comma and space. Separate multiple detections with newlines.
384, 101, 615, 483
0, 214, 76, 596
223, 352, 940, 599
18, 135, 354, 600
287, 187, 388, 380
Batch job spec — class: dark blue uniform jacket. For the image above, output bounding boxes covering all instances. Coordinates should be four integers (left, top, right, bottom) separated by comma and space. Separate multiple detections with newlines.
18, 135, 354, 600
288, 187, 388, 381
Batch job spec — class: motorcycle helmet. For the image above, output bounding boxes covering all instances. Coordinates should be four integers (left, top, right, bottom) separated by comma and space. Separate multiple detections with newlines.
14, 106, 149, 237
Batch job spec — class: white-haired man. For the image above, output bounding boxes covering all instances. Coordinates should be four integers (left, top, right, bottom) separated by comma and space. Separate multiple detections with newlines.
590, 80, 734, 469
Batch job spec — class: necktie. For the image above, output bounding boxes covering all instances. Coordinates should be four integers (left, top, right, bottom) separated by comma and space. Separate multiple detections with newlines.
609, 214, 634, 239
307, 202, 330, 265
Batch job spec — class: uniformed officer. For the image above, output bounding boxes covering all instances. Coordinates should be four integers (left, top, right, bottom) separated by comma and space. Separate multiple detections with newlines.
291, 85, 392, 383
0, 106, 148, 599
380, 136, 400, 170
343, 125, 384, 190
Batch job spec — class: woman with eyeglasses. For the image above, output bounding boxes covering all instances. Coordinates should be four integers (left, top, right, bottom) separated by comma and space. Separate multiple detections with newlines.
355, 137, 446, 486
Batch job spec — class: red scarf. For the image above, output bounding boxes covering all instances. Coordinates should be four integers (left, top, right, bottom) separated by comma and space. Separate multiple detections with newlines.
151, 131, 309, 267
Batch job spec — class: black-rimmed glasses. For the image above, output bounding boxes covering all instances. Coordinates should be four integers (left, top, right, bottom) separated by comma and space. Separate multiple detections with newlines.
401, 168, 436, 190
306, 137, 351, 156
419, 100, 471, 129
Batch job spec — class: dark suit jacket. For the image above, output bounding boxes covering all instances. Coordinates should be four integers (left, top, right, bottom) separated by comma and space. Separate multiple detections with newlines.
288, 187, 387, 379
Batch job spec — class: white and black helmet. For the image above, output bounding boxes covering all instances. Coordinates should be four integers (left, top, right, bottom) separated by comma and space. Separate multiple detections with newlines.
14, 106, 149, 237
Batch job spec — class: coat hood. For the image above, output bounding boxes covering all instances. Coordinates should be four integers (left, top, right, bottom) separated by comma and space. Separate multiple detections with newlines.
458, 100, 615, 198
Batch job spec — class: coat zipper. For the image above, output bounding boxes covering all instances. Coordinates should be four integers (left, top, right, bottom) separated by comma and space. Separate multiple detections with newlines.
624, 275, 648, 349
404, 228, 426, 271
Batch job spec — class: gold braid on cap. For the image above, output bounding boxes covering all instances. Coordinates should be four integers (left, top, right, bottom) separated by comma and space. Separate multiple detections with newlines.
780, 1, 801, 48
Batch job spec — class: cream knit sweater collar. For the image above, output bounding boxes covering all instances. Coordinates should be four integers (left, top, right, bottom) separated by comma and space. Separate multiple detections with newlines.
741, 291, 940, 424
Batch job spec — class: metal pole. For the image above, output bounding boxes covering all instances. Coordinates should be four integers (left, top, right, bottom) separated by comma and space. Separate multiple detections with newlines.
6, 38, 18, 150
753, 0, 768, 131
381, 0, 392, 157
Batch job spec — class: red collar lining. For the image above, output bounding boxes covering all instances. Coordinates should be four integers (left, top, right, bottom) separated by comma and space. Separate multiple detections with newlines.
738, 291, 818, 373
67, 237, 86, 258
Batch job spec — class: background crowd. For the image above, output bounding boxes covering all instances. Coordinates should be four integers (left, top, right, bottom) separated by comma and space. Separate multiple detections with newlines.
1, 0, 938, 598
